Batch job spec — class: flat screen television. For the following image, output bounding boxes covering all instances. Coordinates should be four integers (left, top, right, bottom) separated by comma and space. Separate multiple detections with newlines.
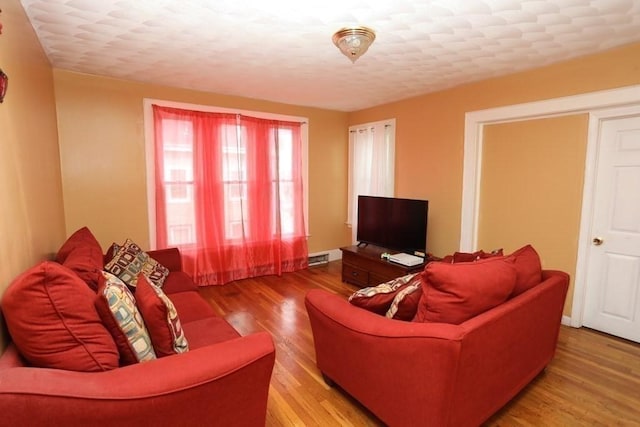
356, 195, 428, 254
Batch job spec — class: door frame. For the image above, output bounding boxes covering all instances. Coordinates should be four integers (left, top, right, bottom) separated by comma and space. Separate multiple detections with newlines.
460, 84, 640, 325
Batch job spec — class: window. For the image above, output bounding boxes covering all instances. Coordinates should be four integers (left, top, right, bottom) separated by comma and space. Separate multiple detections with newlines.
159, 118, 195, 244
347, 119, 396, 244
145, 100, 309, 285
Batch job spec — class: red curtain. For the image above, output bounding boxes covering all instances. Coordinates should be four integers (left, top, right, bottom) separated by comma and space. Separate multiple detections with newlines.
153, 105, 308, 285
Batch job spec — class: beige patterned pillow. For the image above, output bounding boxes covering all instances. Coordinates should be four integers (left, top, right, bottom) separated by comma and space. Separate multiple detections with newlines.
348, 273, 419, 315
104, 239, 169, 288
95, 272, 156, 365
386, 275, 423, 320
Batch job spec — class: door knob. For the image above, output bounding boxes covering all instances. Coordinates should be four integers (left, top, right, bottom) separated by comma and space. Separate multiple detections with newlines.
592, 237, 604, 246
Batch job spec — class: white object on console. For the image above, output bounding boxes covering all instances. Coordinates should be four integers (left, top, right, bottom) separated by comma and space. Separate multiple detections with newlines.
388, 252, 424, 267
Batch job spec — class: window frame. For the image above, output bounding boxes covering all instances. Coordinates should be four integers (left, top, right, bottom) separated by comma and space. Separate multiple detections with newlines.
143, 98, 309, 249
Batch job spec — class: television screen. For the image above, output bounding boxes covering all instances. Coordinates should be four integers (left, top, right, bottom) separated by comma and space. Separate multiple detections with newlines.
356, 195, 428, 253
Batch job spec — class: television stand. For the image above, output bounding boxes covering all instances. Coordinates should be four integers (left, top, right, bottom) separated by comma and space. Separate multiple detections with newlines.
340, 245, 426, 287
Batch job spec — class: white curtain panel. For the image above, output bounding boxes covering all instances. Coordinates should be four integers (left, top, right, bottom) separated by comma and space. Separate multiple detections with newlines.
348, 120, 395, 244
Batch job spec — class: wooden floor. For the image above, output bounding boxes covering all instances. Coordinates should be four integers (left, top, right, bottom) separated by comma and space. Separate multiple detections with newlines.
198, 261, 640, 426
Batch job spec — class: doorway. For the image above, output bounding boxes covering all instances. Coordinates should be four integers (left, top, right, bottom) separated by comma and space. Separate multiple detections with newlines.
581, 111, 640, 342
461, 84, 640, 333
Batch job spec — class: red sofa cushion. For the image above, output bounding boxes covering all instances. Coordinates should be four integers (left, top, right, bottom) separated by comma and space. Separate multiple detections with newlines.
414, 257, 517, 324
348, 273, 419, 315
181, 317, 242, 349
95, 272, 157, 365
136, 274, 189, 357
508, 244, 543, 297
55, 226, 98, 263
161, 271, 199, 294
55, 226, 104, 290
1, 261, 119, 371
452, 248, 504, 263
168, 291, 218, 323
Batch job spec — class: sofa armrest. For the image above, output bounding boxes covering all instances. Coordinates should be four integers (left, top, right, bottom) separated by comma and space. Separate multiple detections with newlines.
305, 289, 465, 426
447, 270, 569, 426
147, 247, 183, 272
0, 332, 275, 427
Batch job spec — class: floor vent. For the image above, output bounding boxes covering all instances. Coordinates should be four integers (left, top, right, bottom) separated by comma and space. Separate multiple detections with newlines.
308, 253, 329, 267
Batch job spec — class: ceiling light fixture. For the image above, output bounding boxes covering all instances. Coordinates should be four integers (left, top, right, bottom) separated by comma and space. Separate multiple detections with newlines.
332, 26, 376, 63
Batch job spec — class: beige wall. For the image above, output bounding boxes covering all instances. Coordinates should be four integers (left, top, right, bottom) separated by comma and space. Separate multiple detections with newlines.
480, 115, 589, 313
0, 1, 66, 347
348, 42, 640, 316
348, 42, 640, 258
53, 71, 351, 253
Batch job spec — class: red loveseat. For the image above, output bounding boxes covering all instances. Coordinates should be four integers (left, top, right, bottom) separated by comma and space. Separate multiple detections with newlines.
305, 268, 569, 426
0, 247, 275, 426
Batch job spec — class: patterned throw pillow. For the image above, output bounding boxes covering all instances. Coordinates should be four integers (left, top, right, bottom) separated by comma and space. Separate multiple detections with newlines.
135, 274, 189, 357
349, 273, 419, 315
95, 271, 157, 365
385, 275, 423, 320
104, 239, 169, 288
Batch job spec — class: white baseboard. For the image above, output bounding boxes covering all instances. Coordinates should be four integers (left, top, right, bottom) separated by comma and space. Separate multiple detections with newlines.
561, 315, 573, 326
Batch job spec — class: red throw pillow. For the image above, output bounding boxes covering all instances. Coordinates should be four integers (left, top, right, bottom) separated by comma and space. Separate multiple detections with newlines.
452, 249, 504, 263
413, 257, 517, 325
452, 251, 478, 263
135, 274, 189, 357
2, 261, 119, 371
348, 273, 419, 315
55, 226, 100, 263
509, 244, 543, 297
55, 227, 104, 290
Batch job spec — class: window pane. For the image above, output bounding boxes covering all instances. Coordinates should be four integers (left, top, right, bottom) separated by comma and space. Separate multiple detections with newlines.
162, 119, 196, 245
279, 181, 294, 235
168, 224, 194, 246
224, 182, 247, 240
278, 129, 293, 181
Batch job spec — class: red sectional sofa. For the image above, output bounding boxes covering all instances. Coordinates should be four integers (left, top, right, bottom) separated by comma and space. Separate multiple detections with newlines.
306, 268, 569, 426
0, 246, 275, 426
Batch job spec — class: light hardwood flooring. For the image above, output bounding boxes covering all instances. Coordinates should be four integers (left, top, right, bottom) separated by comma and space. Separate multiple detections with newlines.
198, 261, 640, 426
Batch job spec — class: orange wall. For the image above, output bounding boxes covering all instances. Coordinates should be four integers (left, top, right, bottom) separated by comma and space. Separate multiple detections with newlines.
0, 2, 66, 346
348, 42, 640, 259
480, 115, 589, 313
53, 71, 351, 253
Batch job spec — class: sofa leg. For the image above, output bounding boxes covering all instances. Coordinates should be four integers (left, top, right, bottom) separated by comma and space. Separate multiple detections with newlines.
322, 373, 335, 387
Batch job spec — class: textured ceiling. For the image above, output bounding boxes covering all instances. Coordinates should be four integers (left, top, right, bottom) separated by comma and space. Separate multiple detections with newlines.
19, 0, 640, 112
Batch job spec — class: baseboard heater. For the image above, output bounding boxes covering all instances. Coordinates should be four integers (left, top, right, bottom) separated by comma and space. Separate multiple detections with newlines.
308, 253, 329, 267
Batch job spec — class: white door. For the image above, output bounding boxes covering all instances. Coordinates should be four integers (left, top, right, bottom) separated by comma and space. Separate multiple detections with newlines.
583, 115, 640, 343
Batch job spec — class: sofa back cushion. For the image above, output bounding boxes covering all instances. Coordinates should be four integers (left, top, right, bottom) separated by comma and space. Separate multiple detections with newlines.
413, 257, 517, 325
509, 244, 543, 297
1, 261, 119, 371
55, 226, 104, 291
